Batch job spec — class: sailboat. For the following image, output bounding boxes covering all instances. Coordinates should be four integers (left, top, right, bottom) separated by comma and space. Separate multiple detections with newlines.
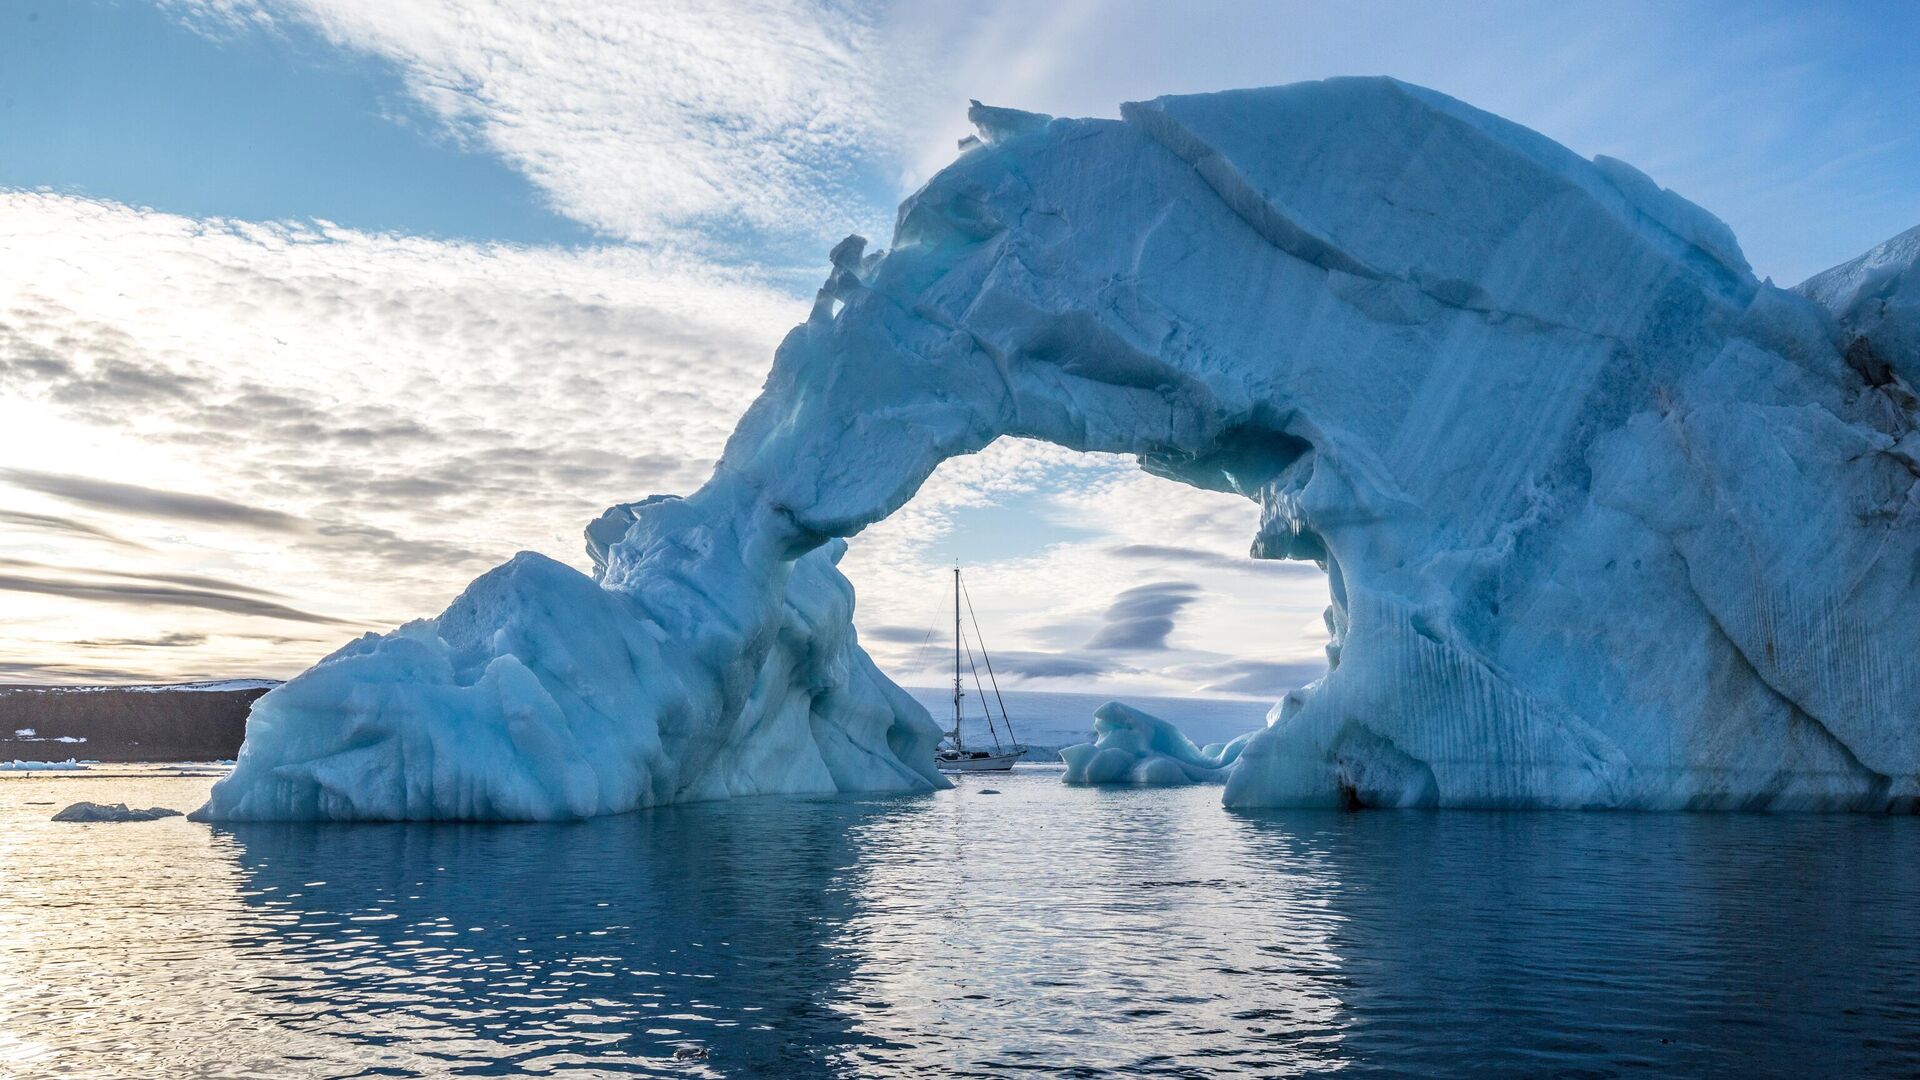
936, 565, 1028, 772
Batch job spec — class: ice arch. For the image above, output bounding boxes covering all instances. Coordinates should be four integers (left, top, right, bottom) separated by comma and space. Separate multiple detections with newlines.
199, 78, 1920, 821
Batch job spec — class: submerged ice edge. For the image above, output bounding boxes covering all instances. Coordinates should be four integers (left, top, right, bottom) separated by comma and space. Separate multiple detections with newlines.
202, 76, 1920, 820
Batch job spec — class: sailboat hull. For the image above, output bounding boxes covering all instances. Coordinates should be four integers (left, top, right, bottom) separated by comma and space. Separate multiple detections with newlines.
936, 750, 1024, 772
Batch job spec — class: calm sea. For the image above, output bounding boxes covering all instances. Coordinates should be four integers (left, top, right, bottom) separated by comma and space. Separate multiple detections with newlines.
3, 761, 1917, 1077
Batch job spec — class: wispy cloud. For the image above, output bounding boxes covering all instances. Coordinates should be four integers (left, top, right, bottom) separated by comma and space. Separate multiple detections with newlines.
168, 0, 913, 256
72, 632, 210, 649
0, 557, 286, 600
0, 661, 165, 684
0, 190, 803, 680
0, 509, 144, 548
985, 651, 1134, 681
860, 624, 937, 645
1170, 658, 1324, 697
2, 468, 306, 532
1106, 543, 1319, 575
0, 572, 354, 625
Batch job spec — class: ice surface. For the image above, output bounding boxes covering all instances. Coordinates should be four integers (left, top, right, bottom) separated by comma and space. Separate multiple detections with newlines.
1061, 703, 1256, 785
203, 77, 1919, 819
52, 802, 182, 822
198, 536, 943, 820
1798, 223, 1920, 390
3, 759, 89, 771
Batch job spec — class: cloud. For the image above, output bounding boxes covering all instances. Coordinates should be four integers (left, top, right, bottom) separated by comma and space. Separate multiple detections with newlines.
860, 624, 936, 644
0, 509, 143, 548
985, 650, 1133, 681
1106, 543, 1320, 575
0, 190, 804, 679
1171, 658, 1326, 697
0, 661, 163, 684
1085, 581, 1200, 652
169, 0, 916, 254
0, 557, 286, 600
0, 572, 356, 626
72, 632, 210, 648
1, 468, 306, 532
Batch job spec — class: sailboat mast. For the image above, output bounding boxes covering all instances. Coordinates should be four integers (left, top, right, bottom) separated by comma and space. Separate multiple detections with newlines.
952, 564, 964, 750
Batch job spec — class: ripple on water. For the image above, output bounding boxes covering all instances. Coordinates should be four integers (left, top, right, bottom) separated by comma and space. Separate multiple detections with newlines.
2, 766, 1919, 1076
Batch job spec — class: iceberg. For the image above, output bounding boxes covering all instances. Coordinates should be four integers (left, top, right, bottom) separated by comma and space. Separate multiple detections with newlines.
201, 77, 1919, 820
1797, 222, 1920, 391
1061, 703, 1255, 785
198, 533, 944, 820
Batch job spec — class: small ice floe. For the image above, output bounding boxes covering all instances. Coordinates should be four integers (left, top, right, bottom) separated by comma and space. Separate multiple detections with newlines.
3, 759, 90, 771
13, 728, 34, 737
52, 802, 184, 822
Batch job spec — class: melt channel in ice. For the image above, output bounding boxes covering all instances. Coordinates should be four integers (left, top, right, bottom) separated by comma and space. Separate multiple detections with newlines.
200, 77, 1920, 821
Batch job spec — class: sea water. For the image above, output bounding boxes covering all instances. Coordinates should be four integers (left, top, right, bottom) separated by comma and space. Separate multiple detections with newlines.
2, 762, 1917, 1077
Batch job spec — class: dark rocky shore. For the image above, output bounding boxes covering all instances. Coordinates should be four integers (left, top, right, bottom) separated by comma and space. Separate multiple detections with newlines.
0, 682, 275, 762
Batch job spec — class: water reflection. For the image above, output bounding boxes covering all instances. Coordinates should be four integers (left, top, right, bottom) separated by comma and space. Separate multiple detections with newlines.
1230, 810, 1920, 1076
219, 792, 911, 1076
5, 769, 1918, 1077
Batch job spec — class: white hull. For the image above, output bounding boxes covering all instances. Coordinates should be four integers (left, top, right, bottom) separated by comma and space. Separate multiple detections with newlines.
936, 749, 1024, 772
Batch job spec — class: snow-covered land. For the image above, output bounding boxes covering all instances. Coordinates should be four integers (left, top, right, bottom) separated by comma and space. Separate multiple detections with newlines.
134, 679, 283, 693
8, 679, 281, 694
200, 78, 1919, 820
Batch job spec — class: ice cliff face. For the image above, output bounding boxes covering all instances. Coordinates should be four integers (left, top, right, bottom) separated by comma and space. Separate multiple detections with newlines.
200, 77, 1919, 820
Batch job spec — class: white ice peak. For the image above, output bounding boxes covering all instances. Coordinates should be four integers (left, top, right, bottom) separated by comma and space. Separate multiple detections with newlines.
199, 78, 1920, 820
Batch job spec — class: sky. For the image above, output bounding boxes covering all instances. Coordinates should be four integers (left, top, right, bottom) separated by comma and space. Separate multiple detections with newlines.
2, 0, 1916, 695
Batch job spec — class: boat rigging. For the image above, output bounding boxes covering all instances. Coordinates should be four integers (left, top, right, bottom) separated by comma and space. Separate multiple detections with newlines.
936, 565, 1027, 773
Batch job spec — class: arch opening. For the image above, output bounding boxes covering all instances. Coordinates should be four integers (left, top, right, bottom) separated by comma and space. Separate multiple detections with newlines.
837, 436, 1336, 766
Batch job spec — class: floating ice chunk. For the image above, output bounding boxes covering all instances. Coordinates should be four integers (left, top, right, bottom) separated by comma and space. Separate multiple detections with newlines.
53, 802, 182, 822
3, 759, 88, 771
1061, 703, 1258, 786
4, 729, 82, 743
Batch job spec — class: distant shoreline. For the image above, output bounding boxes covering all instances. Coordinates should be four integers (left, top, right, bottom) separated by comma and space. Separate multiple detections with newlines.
0, 680, 1273, 767
0, 682, 278, 763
